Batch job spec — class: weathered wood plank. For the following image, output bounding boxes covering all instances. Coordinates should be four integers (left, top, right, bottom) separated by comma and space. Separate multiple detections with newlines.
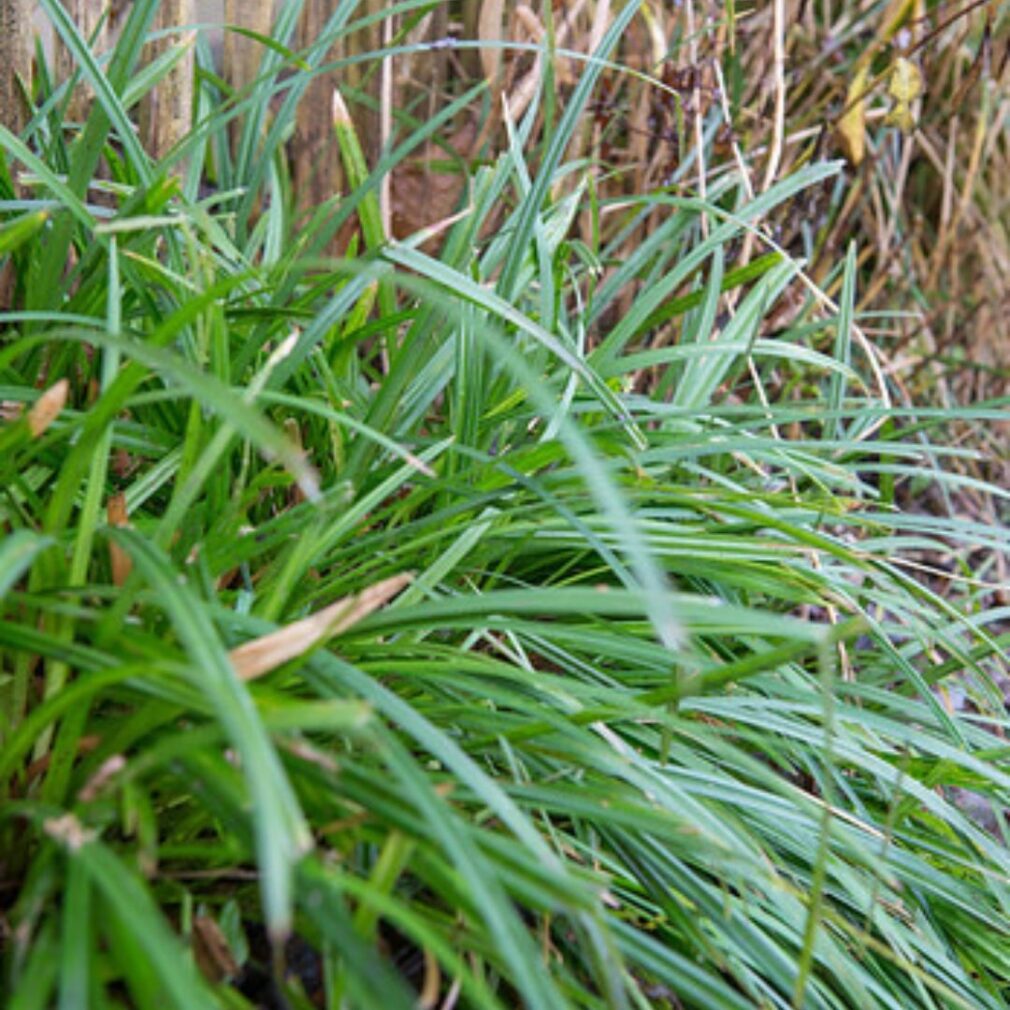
0, 0, 31, 135
140, 0, 196, 162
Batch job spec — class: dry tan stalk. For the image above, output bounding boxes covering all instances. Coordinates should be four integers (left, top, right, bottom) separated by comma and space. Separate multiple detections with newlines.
507, 0, 586, 128
477, 0, 506, 91
458, 1, 483, 79
710, 58, 755, 200
759, 0, 786, 192
472, 0, 549, 155
587, 0, 612, 59
566, 0, 611, 202
683, 0, 707, 217
229, 573, 412, 681
927, 101, 987, 292
107, 492, 132, 586
419, 947, 441, 1010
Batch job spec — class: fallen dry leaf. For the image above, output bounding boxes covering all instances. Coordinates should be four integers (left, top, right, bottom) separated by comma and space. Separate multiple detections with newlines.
229, 573, 412, 681
44, 813, 95, 851
77, 753, 127, 803
884, 56, 923, 134
192, 914, 241, 984
27, 378, 69, 438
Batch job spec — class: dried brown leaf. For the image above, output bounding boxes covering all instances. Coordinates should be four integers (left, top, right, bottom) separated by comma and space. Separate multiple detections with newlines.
27, 378, 68, 438
44, 813, 95, 851
192, 915, 240, 984
229, 573, 412, 681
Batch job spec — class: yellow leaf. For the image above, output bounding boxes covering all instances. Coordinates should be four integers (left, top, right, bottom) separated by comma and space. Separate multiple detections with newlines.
884, 56, 922, 134
888, 56, 922, 104
884, 101, 916, 133
837, 66, 869, 167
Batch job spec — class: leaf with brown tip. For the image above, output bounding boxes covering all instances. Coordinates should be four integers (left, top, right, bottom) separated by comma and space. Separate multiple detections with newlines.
229, 573, 412, 681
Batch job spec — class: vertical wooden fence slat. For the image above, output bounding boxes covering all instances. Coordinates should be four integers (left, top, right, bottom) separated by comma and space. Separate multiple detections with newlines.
422, 4, 450, 104
341, 0, 383, 167
0, 0, 31, 308
291, 0, 344, 246
0, 0, 31, 135
55, 0, 108, 122
459, 1, 483, 81
140, 0, 195, 162
222, 0, 274, 152
288, 0, 390, 250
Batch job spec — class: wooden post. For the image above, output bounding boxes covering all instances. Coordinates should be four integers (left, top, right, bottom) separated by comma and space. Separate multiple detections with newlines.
222, 0, 274, 151
291, 0, 344, 245
290, 0, 387, 250
344, 0, 383, 167
141, 0, 195, 162
0, 0, 31, 309
56, 0, 108, 122
0, 0, 31, 135
460, 1, 484, 81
